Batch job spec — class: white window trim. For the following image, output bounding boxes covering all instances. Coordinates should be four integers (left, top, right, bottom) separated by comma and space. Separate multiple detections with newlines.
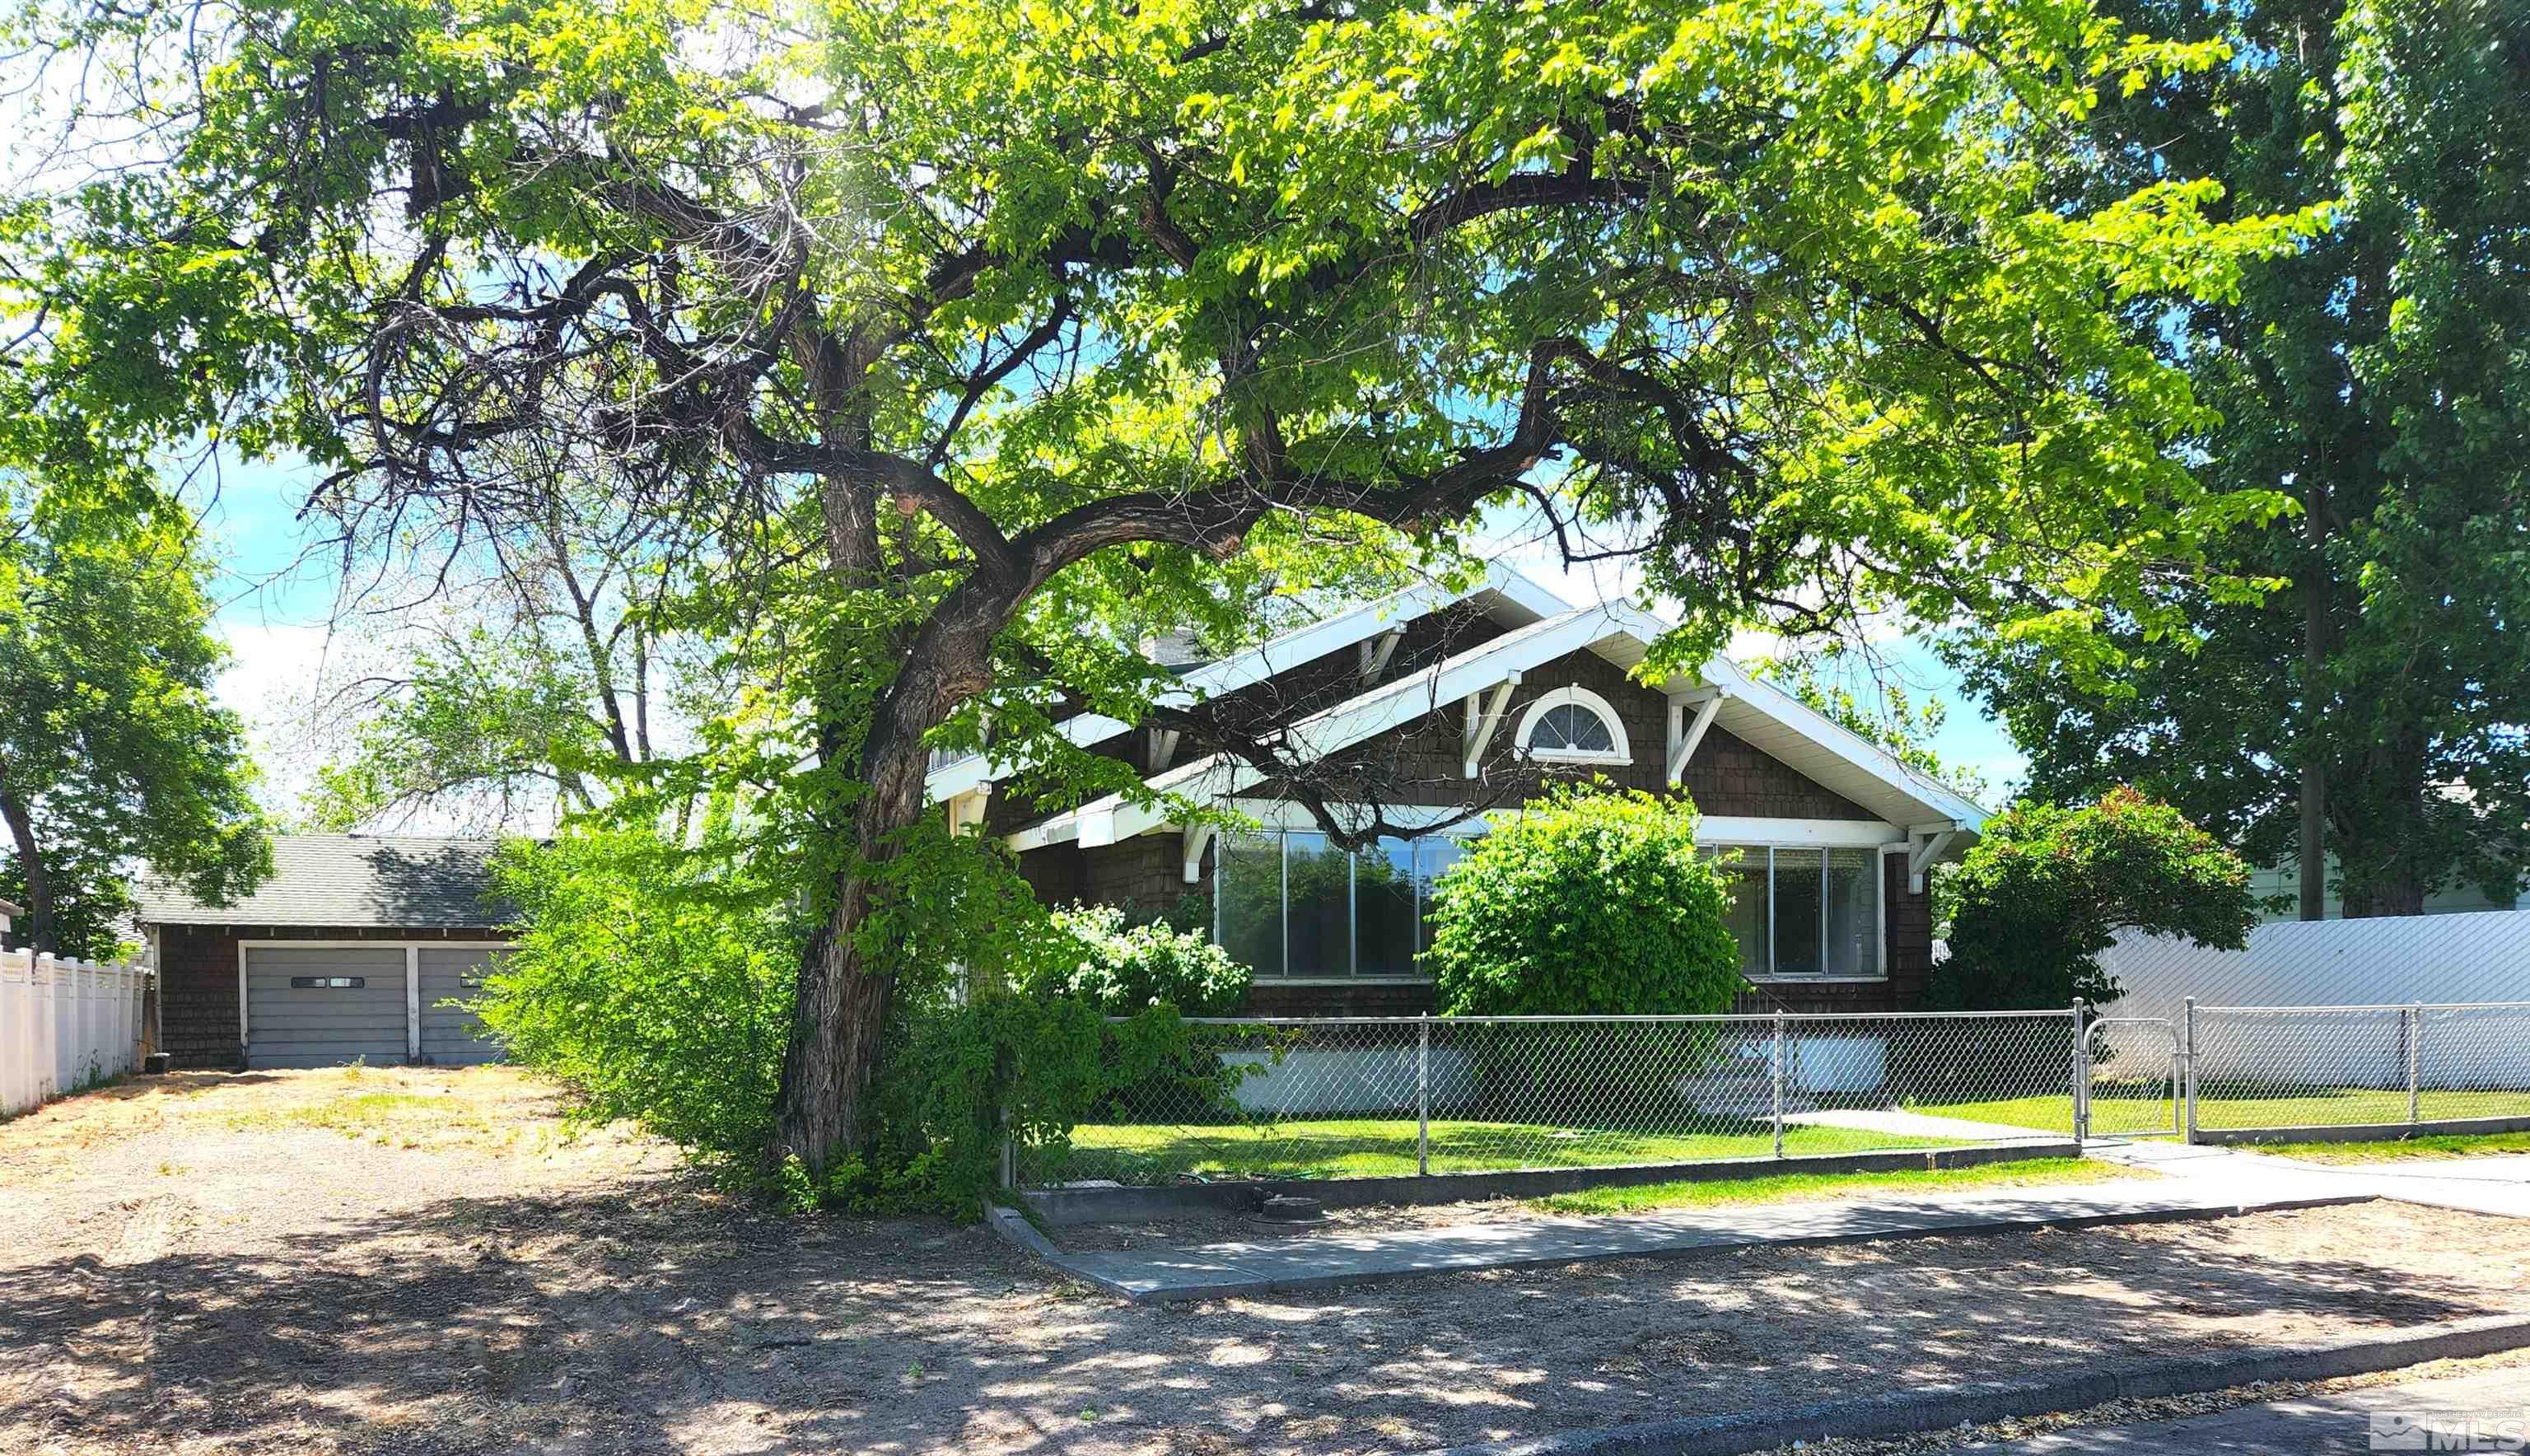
1703, 844, 1889, 982
1212, 828, 1459, 981
1512, 685, 1634, 766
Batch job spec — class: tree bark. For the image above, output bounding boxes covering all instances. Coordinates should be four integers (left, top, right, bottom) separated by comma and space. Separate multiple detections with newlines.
765, 716, 943, 1174
0, 790, 57, 954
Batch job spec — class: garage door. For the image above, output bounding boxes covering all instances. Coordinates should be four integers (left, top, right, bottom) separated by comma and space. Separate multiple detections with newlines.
243, 946, 409, 1070
418, 948, 505, 1066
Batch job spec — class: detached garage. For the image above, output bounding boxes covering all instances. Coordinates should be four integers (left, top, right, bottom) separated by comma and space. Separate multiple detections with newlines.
136, 835, 513, 1071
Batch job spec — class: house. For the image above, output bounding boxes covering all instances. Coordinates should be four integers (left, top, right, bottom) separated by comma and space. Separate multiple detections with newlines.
134, 835, 513, 1071
2243, 856, 2519, 922
932, 566, 1990, 1015
0, 897, 18, 945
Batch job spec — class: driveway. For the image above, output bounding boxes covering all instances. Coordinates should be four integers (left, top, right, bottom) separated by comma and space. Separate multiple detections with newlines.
8, 1067, 2530, 1454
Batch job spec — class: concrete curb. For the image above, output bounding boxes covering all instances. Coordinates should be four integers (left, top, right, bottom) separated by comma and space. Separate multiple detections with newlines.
2196, 1114, 2530, 1147
1417, 1311, 2530, 1456
1020, 1142, 2081, 1228
983, 1203, 1064, 1261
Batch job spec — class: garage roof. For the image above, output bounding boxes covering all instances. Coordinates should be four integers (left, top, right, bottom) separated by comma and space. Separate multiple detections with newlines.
135, 834, 513, 929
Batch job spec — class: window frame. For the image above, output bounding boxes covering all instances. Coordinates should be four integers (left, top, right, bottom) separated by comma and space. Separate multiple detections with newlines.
1511, 685, 1634, 767
1211, 821, 1484, 982
1207, 816, 1890, 984
1708, 842, 1890, 982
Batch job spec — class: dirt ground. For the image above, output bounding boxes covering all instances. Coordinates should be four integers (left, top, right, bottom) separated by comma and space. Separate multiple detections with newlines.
7, 1068, 2530, 1456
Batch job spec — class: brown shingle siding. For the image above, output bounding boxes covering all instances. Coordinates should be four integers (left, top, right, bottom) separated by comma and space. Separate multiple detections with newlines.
996, 629, 1942, 1020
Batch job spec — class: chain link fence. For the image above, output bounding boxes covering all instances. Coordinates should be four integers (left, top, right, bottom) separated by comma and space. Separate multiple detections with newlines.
2188, 1001, 2530, 1134
1017, 1010, 2082, 1188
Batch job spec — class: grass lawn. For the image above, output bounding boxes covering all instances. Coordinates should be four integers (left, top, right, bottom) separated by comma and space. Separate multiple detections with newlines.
1899, 1091, 2174, 1138
2248, 1130, 2530, 1164
1529, 1156, 2134, 1215
2192, 1087, 2530, 1132
1048, 1118, 1955, 1181
1912, 1085, 2530, 1139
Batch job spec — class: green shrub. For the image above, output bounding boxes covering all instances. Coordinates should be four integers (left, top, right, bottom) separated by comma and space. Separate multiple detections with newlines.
476, 829, 799, 1164
1425, 781, 1744, 1017
1933, 786, 2258, 1010
1024, 903, 1252, 1015
477, 825, 1233, 1216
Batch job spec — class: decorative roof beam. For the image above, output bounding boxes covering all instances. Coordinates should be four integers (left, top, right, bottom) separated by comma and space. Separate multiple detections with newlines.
1182, 822, 1219, 884
1667, 687, 1727, 784
1907, 826, 1958, 894
1462, 672, 1522, 777
1358, 628, 1406, 683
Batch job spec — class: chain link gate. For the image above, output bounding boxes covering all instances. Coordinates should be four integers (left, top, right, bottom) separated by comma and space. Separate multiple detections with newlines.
2077, 1015, 2180, 1141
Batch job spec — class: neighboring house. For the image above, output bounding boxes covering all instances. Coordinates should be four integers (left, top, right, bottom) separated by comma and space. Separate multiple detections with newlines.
134, 835, 513, 1071
932, 566, 1989, 1016
0, 896, 18, 946
2244, 856, 2519, 923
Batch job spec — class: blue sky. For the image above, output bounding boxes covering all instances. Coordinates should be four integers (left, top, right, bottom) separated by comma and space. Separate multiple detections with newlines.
194, 462, 2031, 816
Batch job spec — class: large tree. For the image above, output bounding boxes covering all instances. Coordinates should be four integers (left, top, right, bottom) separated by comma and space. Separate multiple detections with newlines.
1950, 0, 2530, 918
2, 0, 2295, 1172
0, 484, 272, 957
296, 465, 714, 834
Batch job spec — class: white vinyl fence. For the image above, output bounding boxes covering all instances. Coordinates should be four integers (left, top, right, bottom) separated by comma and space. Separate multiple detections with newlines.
1, 949, 153, 1117
2098, 909, 2530, 1088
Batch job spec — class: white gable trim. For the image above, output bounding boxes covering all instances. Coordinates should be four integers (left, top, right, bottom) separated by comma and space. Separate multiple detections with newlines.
1006, 606, 1628, 852
1594, 604, 1988, 833
996, 595, 1989, 856
925, 562, 1571, 805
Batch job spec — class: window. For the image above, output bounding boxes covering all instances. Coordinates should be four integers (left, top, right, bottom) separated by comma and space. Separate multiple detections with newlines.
1214, 828, 1477, 978
1530, 703, 1613, 754
1216, 833, 1285, 978
1513, 686, 1632, 765
1708, 844, 1883, 978
288, 976, 366, 989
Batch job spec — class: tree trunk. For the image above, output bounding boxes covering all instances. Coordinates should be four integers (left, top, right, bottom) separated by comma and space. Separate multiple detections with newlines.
768, 879, 901, 1172
764, 641, 971, 1176
768, 755, 930, 1175
0, 791, 56, 954
2367, 870, 2425, 917
2297, 470, 2334, 922
2342, 744, 2431, 918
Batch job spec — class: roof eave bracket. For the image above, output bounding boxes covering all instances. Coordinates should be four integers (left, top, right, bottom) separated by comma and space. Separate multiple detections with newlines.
1667, 688, 1727, 784
1461, 672, 1522, 777
1907, 826, 1958, 895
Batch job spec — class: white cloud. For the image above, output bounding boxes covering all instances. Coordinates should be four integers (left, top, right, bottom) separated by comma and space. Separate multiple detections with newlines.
217, 621, 343, 818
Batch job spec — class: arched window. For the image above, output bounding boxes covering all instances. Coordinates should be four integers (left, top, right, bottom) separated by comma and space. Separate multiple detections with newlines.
1513, 686, 1633, 766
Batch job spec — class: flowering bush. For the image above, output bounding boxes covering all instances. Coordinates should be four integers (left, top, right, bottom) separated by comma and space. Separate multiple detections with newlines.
1025, 903, 1252, 1015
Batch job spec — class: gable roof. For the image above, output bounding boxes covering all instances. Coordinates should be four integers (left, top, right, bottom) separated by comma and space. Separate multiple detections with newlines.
1005, 592, 1989, 852
925, 562, 1572, 805
1594, 603, 1990, 832
133, 834, 513, 929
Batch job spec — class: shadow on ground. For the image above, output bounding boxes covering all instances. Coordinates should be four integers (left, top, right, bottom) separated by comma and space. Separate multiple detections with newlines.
0, 1171, 2520, 1454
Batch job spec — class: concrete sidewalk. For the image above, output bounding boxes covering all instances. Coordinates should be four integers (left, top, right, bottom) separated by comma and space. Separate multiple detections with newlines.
1957, 1361, 2530, 1453
1037, 1169, 2363, 1302
1011, 1143, 2530, 1304
2094, 1140, 2530, 1219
